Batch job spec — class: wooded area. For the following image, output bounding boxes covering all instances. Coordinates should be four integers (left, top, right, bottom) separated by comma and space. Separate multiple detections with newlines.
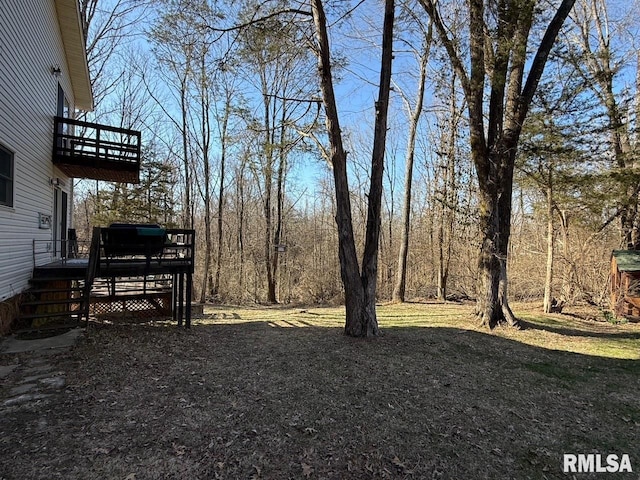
73, 0, 640, 335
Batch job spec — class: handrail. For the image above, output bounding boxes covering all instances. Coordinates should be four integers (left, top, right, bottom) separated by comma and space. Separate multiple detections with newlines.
165, 229, 196, 272
53, 116, 141, 167
55, 116, 141, 140
81, 227, 101, 324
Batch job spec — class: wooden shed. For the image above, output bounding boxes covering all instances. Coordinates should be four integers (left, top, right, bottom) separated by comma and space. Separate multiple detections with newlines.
611, 250, 640, 318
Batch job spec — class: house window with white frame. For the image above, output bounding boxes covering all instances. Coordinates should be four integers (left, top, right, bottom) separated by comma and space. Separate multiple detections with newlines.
0, 144, 14, 207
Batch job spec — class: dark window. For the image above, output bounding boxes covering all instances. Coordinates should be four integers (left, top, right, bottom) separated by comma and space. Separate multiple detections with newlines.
0, 144, 14, 207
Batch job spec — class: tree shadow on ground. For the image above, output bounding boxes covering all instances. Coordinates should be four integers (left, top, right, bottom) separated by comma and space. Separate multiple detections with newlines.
2, 318, 638, 480
519, 318, 640, 340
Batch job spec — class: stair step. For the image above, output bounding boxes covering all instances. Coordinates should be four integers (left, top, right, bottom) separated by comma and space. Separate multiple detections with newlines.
26, 287, 85, 294
29, 277, 85, 283
21, 297, 86, 307
16, 311, 83, 321
13, 322, 82, 335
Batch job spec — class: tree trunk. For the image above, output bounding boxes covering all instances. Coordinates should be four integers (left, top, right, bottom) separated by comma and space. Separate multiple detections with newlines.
199, 54, 212, 304
212, 142, 225, 300
392, 31, 430, 303
311, 0, 394, 337
436, 164, 447, 301
261, 86, 276, 303
475, 150, 520, 329
421, 0, 576, 328
543, 183, 554, 313
559, 210, 573, 303
180, 79, 192, 229
270, 103, 288, 304
212, 94, 231, 300
236, 161, 246, 302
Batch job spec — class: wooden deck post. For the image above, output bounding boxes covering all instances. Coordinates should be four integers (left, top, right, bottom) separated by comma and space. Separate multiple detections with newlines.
186, 271, 192, 328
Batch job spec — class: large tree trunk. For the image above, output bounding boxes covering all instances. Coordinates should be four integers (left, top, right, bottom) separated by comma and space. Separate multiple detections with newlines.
475, 184, 502, 327
421, 0, 575, 327
356, 0, 394, 336
475, 148, 520, 328
311, 0, 365, 333
311, 0, 394, 337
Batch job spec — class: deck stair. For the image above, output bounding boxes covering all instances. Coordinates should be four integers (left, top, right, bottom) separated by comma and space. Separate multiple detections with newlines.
14, 226, 194, 331
14, 269, 88, 331
14, 228, 100, 332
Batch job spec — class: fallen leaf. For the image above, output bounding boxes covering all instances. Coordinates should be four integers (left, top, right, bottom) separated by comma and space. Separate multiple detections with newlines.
172, 443, 186, 456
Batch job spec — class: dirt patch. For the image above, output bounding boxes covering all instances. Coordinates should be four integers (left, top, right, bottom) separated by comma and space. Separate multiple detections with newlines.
0, 303, 638, 479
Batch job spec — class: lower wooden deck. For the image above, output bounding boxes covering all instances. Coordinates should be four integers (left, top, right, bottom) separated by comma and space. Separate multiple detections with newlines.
33, 256, 194, 327
35, 257, 193, 276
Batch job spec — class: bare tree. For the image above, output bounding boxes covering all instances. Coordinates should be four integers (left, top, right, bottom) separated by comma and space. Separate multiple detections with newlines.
311, 0, 395, 336
433, 68, 465, 301
420, 0, 577, 327
80, 0, 152, 109
393, 15, 433, 303
237, 4, 319, 303
567, 0, 640, 248
211, 76, 237, 300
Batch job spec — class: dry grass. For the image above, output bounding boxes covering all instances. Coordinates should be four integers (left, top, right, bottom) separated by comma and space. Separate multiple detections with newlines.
1, 302, 639, 479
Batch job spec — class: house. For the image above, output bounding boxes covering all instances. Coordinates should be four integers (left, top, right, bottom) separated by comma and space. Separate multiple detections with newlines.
610, 250, 640, 318
0, 0, 141, 333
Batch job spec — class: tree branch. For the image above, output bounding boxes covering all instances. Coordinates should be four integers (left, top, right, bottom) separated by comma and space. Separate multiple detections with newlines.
518, 0, 578, 127
205, 8, 312, 33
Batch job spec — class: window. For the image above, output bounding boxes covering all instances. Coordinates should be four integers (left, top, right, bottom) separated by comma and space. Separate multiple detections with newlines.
0, 144, 14, 207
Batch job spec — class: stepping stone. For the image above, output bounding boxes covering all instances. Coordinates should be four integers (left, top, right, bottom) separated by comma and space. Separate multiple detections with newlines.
21, 373, 52, 384
39, 376, 66, 389
0, 328, 83, 354
3, 393, 51, 407
9, 383, 37, 396
23, 365, 54, 375
0, 364, 18, 379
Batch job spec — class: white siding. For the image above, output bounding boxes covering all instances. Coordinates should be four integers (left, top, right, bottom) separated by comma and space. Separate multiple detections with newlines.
0, 0, 75, 301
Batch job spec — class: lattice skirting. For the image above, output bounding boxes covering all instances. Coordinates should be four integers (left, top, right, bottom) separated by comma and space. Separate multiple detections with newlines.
90, 293, 172, 318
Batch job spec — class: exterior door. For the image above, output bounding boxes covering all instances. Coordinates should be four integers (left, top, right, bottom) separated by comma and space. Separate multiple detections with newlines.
52, 188, 67, 258
54, 83, 70, 258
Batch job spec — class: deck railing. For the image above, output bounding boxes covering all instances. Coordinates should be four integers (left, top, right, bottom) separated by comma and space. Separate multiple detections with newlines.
53, 116, 141, 183
32, 238, 90, 269
98, 227, 195, 271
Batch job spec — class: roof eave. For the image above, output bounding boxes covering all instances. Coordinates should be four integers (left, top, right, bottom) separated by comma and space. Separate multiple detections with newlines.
55, 0, 94, 111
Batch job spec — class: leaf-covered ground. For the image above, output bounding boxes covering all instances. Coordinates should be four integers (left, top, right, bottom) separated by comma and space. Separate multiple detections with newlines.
1, 302, 639, 479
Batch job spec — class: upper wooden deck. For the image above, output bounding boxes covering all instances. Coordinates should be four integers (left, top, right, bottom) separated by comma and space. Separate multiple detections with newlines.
53, 116, 141, 184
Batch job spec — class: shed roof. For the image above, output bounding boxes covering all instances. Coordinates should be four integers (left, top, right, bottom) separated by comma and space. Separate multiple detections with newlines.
612, 250, 640, 272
